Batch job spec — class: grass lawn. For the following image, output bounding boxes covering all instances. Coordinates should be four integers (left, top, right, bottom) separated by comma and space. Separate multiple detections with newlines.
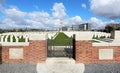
48, 32, 73, 46
6, 35, 26, 42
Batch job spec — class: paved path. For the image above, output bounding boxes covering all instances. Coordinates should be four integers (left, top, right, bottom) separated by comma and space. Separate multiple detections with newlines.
0, 63, 37, 73
37, 58, 85, 73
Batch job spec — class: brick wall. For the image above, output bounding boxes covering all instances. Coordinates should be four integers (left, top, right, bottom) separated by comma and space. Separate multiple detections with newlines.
2, 46, 30, 63
29, 40, 46, 64
75, 40, 120, 64
75, 40, 92, 64
0, 46, 2, 64
92, 46, 120, 64
1, 40, 47, 64
1, 39, 120, 64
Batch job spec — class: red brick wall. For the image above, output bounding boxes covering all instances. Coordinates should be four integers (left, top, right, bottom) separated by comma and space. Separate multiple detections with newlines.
75, 40, 120, 64
1, 39, 120, 64
92, 46, 120, 64
2, 46, 30, 63
75, 40, 92, 64
0, 46, 2, 64
1, 40, 47, 64
29, 40, 46, 64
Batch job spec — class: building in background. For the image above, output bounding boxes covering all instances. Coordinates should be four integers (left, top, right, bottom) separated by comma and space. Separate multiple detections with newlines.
61, 27, 68, 31
59, 23, 91, 31
72, 23, 91, 31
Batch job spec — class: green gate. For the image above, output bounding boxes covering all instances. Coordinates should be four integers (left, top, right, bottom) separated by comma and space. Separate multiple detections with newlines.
47, 32, 75, 58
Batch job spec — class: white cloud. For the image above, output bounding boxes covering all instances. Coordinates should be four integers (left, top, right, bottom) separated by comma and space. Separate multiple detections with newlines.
71, 16, 82, 23
81, 3, 86, 9
69, 16, 82, 25
52, 3, 66, 19
4, 7, 26, 21
26, 20, 44, 29
2, 18, 27, 29
90, 0, 120, 19
1, 2, 107, 30
89, 17, 105, 29
4, 7, 26, 22
56, 16, 83, 27
28, 11, 49, 21
0, 7, 28, 29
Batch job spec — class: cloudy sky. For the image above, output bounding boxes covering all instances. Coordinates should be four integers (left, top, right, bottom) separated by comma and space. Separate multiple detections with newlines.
0, 0, 120, 29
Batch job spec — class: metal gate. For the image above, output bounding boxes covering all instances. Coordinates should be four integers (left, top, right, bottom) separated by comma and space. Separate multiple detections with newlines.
47, 35, 75, 58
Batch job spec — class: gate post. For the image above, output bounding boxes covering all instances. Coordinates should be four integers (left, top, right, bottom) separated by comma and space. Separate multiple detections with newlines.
73, 34, 76, 59
75, 32, 92, 64
29, 34, 47, 64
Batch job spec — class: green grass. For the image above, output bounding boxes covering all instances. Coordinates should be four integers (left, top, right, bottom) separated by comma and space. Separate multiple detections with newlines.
7, 35, 16, 42
3, 35, 6, 42
54, 32, 71, 40
1, 35, 27, 42
13, 35, 16, 42
48, 32, 73, 46
18, 36, 25, 42
7, 35, 10, 42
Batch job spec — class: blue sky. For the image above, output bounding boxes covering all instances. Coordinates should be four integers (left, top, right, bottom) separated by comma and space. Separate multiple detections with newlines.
4, 0, 91, 18
0, 0, 120, 29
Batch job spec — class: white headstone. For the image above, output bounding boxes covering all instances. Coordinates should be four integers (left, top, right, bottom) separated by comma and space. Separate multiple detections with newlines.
5, 35, 9, 42
25, 35, 29, 42
10, 35, 13, 42
1, 35, 4, 42
15, 36, 18, 42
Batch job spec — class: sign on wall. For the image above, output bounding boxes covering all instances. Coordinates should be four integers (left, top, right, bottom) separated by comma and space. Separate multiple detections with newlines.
99, 49, 113, 60
9, 48, 23, 59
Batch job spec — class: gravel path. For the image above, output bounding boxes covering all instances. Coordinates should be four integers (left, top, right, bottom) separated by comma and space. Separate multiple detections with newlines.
84, 63, 120, 73
0, 63, 37, 73
1, 63, 120, 73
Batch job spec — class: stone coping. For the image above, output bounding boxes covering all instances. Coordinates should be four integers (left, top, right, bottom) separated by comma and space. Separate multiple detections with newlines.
93, 42, 120, 46
0, 42, 29, 46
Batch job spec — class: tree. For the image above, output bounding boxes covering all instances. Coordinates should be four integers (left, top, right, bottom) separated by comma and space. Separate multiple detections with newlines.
105, 25, 115, 33
116, 27, 120, 30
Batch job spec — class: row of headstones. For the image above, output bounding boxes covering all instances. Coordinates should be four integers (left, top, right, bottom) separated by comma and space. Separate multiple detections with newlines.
0, 35, 29, 43
93, 32, 110, 37
93, 33, 111, 37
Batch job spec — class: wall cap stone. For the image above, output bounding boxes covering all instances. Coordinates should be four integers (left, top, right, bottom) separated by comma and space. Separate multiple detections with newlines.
0, 42, 29, 46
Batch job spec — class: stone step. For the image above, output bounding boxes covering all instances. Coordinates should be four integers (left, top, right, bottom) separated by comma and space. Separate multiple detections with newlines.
37, 62, 85, 73
46, 58, 75, 65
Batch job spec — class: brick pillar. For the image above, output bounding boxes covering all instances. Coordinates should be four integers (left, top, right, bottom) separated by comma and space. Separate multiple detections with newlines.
75, 40, 92, 64
0, 46, 2, 64
29, 40, 47, 64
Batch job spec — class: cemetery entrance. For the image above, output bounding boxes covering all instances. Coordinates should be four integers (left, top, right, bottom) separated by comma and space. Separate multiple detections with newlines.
47, 32, 75, 58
